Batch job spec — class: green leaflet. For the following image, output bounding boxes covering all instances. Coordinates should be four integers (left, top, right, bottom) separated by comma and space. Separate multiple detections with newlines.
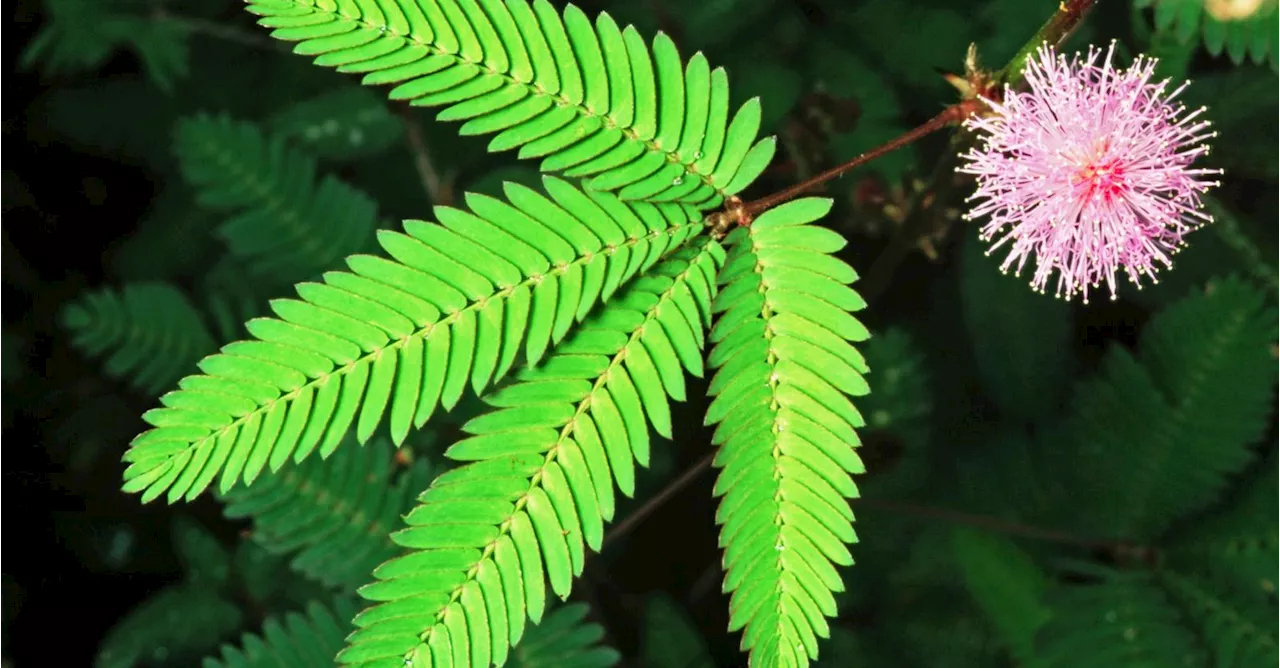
1136, 0, 1278, 70
243, 0, 776, 208
219, 436, 434, 589
341, 241, 723, 667
951, 528, 1052, 662
62, 282, 218, 398
703, 198, 869, 667
120, 176, 702, 505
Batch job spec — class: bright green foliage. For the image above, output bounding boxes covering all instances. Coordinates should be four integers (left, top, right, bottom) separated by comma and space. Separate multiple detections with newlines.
1160, 570, 1279, 667
1032, 571, 1206, 667
1135, 0, 1278, 69
96, 585, 244, 668
951, 528, 1052, 662
61, 282, 217, 397
705, 198, 869, 666
340, 242, 722, 666
174, 114, 381, 286
220, 436, 435, 589
960, 232, 1073, 422
1054, 277, 1276, 541
242, 0, 775, 208
120, 176, 701, 506
266, 86, 404, 161
641, 594, 716, 668
22, 0, 189, 89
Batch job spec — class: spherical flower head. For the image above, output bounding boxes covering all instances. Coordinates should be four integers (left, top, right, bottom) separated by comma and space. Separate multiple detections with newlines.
957, 41, 1221, 303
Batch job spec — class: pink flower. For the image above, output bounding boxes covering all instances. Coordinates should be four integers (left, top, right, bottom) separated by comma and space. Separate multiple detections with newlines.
958, 42, 1221, 303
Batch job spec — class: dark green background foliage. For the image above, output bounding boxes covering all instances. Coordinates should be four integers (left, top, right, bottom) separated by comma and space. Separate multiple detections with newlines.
4, 0, 1276, 666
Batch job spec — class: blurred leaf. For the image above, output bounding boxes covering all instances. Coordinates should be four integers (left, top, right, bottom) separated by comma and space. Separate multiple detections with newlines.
1031, 571, 1204, 668
1137, 0, 1278, 69
806, 39, 910, 181
174, 114, 379, 287
266, 86, 402, 162
729, 61, 804, 133
507, 603, 620, 668
814, 626, 902, 668
1055, 277, 1276, 540
960, 231, 1074, 422
834, 1, 973, 94
40, 78, 180, 167
859, 328, 932, 497
1159, 569, 1279, 668
172, 518, 231, 589
96, 586, 241, 668
1201, 197, 1279, 296
202, 598, 358, 668
2, 330, 24, 384
1161, 456, 1278, 602
23, 0, 189, 90
1183, 66, 1280, 179
952, 527, 1053, 662
109, 184, 218, 281
61, 282, 218, 397
641, 594, 714, 668
668, 0, 777, 50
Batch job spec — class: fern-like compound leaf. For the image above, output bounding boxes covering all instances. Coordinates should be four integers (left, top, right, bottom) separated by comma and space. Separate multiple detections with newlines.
175, 113, 380, 286
220, 436, 434, 589
203, 598, 360, 667
242, 0, 776, 208
506, 603, 620, 668
1031, 572, 1205, 667
120, 177, 702, 506
1161, 459, 1278, 597
62, 282, 218, 397
98, 585, 243, 668
703, 198, 870, 667
1060, 276, 1277, 541
1136, 0, 1278, 69
1158, 570, 1279, 668
22, 0, 190, 89
340, 242, 722, 667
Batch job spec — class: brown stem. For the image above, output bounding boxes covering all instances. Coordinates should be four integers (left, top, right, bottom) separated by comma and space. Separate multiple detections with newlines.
601, 452, 714, 549
153, 12, 289, 52
398, 109, 452, 207
742, 100, 981, 218
859, 138, 965, 302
